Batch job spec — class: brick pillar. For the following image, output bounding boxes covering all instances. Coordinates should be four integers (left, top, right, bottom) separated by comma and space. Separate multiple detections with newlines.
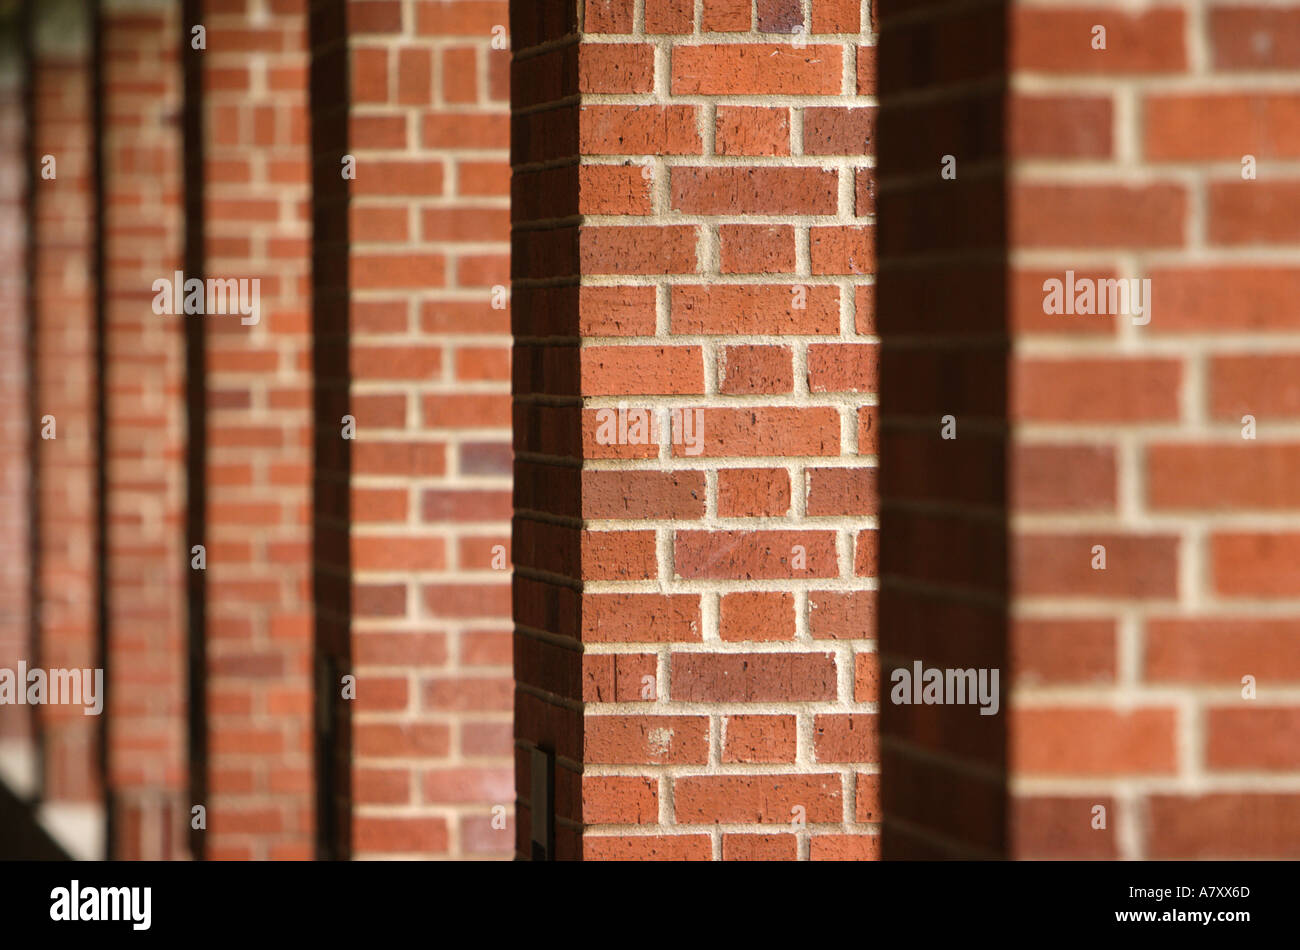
511, 0, 879, 861
879, 0, 1300, 859
197, 0, 315, 860
100, 0, 188, 860
339, 0, 514, 859
29, 0, 102, 834
1008, 0, 1300, 860
0, 6, 33, 759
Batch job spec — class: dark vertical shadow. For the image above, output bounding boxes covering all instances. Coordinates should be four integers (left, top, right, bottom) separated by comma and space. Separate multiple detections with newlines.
307, 0, 352, 861
18, 0, 44, 807
180, 0, 207, 862
508, 0, 583, 861
875, 0, 1011, 858
89, 0, 112, 859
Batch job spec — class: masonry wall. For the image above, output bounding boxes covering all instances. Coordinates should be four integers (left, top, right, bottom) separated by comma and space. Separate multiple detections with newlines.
1004, 0, 1300, 860
101, 0, 188, 860
0, 5, 32, 753
511, 0, 880, 860
30, 0, 100, 813
9, 0, 1300, 864
338, 0, 515, 861
197, 0, 316, 860
877, 0, 1300, 860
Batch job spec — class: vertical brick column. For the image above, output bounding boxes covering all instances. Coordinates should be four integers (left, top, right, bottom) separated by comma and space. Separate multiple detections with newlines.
100, 0, 188, 860
29, 0, 102, 826
1006, 0, 1300, 859
342, 0, 514, 859
198, 0, 315, 860
879, 0, 1300, 859
512, 0, 878, 861
0, 7, 33, 760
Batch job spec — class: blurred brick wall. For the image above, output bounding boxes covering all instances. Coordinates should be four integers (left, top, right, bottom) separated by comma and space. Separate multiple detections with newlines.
343, 0, 514, 860
1005, 0, 1300, 860
197, 0, 316, 860
30, 0, 100, 807
510, 0, 880, 860
877, 0, 1300, 859
0, 5, 32, 749
101, 0, 188, 860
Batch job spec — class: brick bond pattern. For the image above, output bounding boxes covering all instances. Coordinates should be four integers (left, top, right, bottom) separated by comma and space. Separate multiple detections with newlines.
30, 7, 100, 808
199, 0, 316, 860
877, 0, 1300, 859
102, 0, 188, 859
3, 0, 1300, 862
344, 0, 515, 861
511, 0, 880, 860
1005, 0, 1300, 860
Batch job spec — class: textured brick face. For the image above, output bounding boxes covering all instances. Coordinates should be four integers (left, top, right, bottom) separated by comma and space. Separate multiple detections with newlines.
200, 0, 315, 861
10, 0, 1300, 866
511, 0, 878, 861
102, 0, 188, 859
1001, 0, 1300, 859
30, 17, 100, 808
345, 0, 514, 860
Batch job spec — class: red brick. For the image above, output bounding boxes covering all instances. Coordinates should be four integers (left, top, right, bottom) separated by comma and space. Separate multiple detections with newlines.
1146, 618, 1300, 683
715, 106, 790, 156
1014, 534, 1179, 598
1011, 9, 1186, 74
719, 224, 796, 274
670, 652, 838, 701
718, 468, 791, 517
586, 716, 709, 764
1010, 184, 1185, 248
672, 45, 844, 95
672, 167, 839, 214
674, 774, 843, 823
719, 592, 796, 642
1012, 708, 1178, 775
582, 346, 705, 395
1212, 532, 1300, 596
722, 715, 797, 762
1146, 94, 1300, 159
718, 344, 793, 394
1012, 358, 1181, 422
675, 530, 839, 579
672, 284, 840, 335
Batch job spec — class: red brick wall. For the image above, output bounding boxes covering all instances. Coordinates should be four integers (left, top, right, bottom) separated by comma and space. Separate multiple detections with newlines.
101, 0, 188, 860
877, 0, 1300, 859
198, 0, 316, 860
343, 0, 515, 860
10, 0, 1300, 864
30, 2, 100, 807
0, 8, 32, 750
511, 0, 879, 860
1005, 0, 1300, 860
